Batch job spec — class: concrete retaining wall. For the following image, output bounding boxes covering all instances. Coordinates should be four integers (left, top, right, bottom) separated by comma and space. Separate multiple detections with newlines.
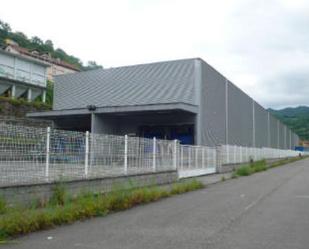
0, 170, 178, 206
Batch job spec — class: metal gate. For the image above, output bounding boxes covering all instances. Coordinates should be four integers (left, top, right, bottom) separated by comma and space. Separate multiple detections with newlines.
178, 145, 217, 178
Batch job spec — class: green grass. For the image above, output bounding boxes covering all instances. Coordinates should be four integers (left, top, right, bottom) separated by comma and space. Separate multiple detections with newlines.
0, 179, 204, 241
269, 156, 305, 168
233, 159, 267, 177
0, 197, 6, 215
232, 156, 305, 178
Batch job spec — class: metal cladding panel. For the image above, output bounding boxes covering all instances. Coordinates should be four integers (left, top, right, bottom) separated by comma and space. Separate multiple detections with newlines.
283, 125, 288, 149
227, 82, 253, 146
0, 53, 14, 67
287, 129, 292, 149
291, 131, 294, 149
254, 103, 268, 148
279, 123, 285, 149
294, 134, 299, 146
199, 61, 226, 146
269, 115, 278, 148
54, 59, 196, 110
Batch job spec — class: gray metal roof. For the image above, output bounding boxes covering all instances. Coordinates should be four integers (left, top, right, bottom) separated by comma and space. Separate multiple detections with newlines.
54, 58, 197, 110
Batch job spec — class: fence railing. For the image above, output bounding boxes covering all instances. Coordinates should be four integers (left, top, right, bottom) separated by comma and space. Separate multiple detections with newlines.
0, 123, 306, 186
220, 145, 302, 165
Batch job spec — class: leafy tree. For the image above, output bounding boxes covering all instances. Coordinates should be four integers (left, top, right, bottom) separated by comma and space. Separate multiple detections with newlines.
84, 60, 103, 71
45, 81, 53, 105
30, 36, 44, 46
15, 32, 27, 40
0, 20, 11, 33
45, 39, 54, 49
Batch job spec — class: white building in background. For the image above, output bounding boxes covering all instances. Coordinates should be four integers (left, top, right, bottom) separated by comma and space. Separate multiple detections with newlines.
0, 49, 49, 102
4, 42, 80, 82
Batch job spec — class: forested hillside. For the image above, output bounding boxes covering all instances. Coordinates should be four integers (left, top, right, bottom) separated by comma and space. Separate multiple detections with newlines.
0, 19, 100, 70
269, 106, 309, 140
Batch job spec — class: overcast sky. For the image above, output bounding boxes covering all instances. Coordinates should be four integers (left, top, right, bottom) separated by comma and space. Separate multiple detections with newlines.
1, 0, 308, 109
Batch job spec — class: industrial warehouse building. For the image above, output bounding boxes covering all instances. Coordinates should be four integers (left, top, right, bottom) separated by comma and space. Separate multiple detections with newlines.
28, 58, 299, 149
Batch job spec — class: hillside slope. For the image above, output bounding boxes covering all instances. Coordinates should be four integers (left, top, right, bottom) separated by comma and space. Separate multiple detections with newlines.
269, 106, 309, 140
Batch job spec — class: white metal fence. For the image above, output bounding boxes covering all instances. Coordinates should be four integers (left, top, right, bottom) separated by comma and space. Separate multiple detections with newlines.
178, 145, 217, 178
220, 145, 303, 165
0, 123, 305, 186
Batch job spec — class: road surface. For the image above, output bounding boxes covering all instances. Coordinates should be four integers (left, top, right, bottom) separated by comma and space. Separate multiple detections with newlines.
4, 158, 309, 249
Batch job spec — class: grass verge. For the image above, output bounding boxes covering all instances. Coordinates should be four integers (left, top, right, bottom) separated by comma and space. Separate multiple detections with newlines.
0, 179, 203, 242
232, 156, 305, 178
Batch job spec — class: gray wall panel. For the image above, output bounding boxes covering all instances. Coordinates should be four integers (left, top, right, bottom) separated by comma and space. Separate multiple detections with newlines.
254, 103, 268, 147
227, 82, 253, 146
279, 123, 285, 149
199, 61, 226, 146
269, 115, 278, 148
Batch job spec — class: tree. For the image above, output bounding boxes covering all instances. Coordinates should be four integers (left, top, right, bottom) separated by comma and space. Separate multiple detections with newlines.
15, 32, 27, 40
45, 39, 54, 49
84, 61, 103, 71
30, 36, 43, 45
0, 20, 11, 32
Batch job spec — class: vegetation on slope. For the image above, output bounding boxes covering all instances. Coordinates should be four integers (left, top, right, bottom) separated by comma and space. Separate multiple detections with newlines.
269, 106, 309, 140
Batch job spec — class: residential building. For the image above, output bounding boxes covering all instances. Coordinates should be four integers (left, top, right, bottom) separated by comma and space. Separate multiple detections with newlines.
4, 42, 79, 81
0, 48, 49, 102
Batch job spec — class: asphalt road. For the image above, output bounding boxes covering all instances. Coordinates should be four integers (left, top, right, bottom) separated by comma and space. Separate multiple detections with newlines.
4, 158, 309, 249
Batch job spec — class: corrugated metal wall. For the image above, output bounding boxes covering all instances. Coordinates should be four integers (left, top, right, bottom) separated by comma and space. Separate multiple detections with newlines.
254, 102, 268, 148
199, 61, 226, 146
269, 115, 278, 148
199, 59, 299, 149
227, 82, 253, 146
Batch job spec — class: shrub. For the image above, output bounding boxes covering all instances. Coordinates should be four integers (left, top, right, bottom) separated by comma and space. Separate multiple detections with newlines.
235, 165, 253, 176
0, 197, 6, 215
49, 183, 66, 206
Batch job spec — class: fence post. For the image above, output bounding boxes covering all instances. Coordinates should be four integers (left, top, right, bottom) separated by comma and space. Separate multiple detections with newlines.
234, 145, 237, 164
180, 146, 183, 169
188, 146, 192, 169
84, 131, 89, 177
152, 137, 156, 172
195, 147, 198, 169
239, 146, 242, 163
202, 147, 205, 168
124, 135, 128, 175
45, 127, 50, 181
215, 145, 222, 173
173, 140, 177, 170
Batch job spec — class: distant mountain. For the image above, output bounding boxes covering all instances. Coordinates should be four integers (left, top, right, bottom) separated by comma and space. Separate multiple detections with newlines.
268, 106, 309, 140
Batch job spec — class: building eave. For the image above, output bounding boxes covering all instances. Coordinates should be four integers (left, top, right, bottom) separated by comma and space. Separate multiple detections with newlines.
27, 102, 199, 118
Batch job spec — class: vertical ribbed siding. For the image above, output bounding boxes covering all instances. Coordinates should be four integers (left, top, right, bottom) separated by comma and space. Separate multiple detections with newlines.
270, 115, 278, 148
199, 61, 226, 146
227, 82, 253, 146
254, 103, 268, 148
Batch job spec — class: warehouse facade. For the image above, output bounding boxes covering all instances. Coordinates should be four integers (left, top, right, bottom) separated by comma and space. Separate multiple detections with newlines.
28, 58, 299, 149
